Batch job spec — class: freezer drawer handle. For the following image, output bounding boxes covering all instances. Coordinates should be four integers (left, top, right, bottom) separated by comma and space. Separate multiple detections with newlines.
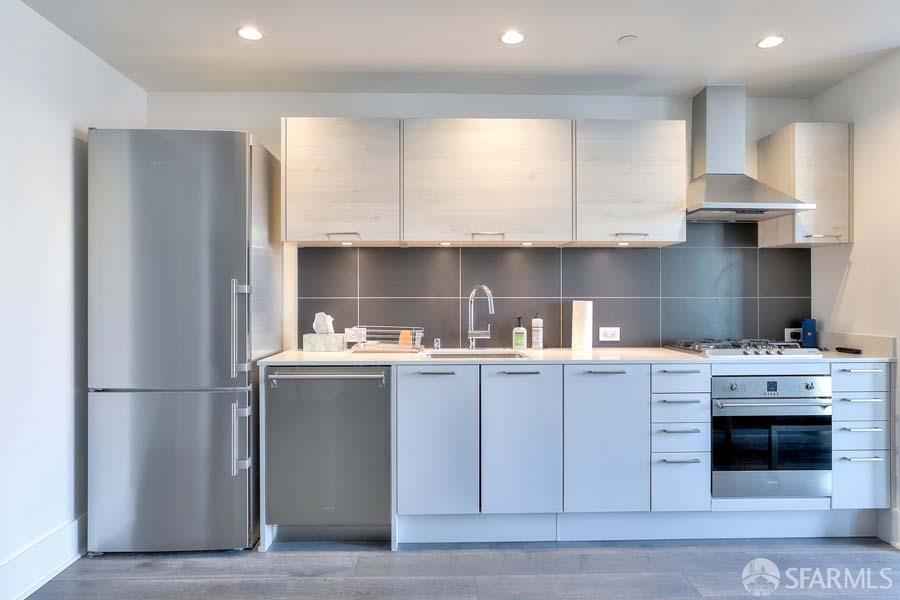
231, 402, 253, 477
230, 278, 251, 379
268, 372, 386, 388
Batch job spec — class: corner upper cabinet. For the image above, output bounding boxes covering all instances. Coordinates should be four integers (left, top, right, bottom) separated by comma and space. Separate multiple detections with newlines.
757, 123, 851, 247
575, 120, 687, 246
403, 118, 573, 243
282, 118, 400, 243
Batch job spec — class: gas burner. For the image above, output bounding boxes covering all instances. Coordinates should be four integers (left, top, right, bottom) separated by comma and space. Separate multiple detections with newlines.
667, 338, 822, 358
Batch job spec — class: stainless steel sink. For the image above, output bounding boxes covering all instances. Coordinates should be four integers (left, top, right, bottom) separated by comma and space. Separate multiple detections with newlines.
425, 349, 528, 359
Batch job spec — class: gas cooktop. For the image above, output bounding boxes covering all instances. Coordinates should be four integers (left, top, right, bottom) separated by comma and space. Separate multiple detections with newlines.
667, 339, 822, 358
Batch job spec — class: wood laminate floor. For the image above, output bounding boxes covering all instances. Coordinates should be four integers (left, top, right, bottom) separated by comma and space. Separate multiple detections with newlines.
33, 538, 900, 599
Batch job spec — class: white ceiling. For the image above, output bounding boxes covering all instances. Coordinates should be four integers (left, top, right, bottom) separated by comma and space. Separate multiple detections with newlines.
22, 0, 900, 97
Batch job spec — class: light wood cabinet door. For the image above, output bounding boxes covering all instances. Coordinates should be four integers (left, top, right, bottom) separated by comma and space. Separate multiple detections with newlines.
758, 122, 850, 247
283, 118, 400, 242
576, 120, 687, 245
403, 118, 573, 243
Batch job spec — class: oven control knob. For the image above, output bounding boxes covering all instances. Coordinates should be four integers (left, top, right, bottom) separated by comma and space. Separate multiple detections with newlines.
776, 349, 784, 355
805, 382, 815, 390
743, 350, 750, 355
754, 350, 761, 355
765, 350, 773, 355
730, 383, 738, 391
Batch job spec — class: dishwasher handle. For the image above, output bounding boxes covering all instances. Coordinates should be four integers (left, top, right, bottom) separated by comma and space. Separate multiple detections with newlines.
268, 371, 386, 388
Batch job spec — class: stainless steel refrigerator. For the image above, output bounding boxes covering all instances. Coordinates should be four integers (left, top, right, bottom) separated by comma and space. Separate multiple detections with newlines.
87, 129, 282, 552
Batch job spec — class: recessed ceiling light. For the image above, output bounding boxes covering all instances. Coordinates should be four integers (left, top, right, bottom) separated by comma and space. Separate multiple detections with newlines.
237, 26, 264, 41
439, 242, 452, 246
617, 242, 630, 247
617, 34, 639, 46
520, 242, 534, 247
340, 241, 353, 246
756, 34, 785, 49
500, 30, 525, 45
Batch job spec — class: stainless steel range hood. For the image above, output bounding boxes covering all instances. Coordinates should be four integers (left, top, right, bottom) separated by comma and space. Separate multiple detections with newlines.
687, 86, 814, 222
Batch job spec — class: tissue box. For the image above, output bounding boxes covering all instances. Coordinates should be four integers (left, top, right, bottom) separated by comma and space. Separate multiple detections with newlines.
302, 333, 346, 352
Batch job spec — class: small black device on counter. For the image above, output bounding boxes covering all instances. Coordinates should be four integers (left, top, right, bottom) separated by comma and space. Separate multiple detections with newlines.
835, 346, 863, 354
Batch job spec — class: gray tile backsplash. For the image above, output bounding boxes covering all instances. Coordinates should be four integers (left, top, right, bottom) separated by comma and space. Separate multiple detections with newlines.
297, 223, 812, 348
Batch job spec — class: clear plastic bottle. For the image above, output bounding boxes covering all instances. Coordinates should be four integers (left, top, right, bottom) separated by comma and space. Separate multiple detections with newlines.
531, 313, 544, 350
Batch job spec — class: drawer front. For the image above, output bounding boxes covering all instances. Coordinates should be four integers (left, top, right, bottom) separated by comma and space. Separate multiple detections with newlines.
832, 362, 891, 392
832, 450, 890, 509
397, 365, 481, 515
833, 392, 890, 421
652, 364, 711, 393
832, 421, 890, 451
651, 452, 711, 512
652, 423, 711, 452
652, 394, 711, 423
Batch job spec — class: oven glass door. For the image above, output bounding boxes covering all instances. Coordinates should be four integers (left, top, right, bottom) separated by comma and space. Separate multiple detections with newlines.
712, 415, 831, 471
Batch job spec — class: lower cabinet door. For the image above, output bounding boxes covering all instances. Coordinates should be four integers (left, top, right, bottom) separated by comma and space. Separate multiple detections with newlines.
564, 364, 650, 512
481, 365, 563, 513
651, 452, 711, 512
832, 451, 890, 509
397, 365, 480, 515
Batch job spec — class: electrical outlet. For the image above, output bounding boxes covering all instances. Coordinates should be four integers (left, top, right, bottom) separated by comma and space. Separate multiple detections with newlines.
599, 327, 621, 342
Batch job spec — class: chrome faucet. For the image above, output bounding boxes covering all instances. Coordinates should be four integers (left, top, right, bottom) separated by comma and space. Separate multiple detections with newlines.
467, 284, 495, 349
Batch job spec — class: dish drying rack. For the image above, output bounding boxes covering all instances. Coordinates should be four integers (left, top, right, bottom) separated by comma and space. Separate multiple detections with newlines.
350, 325, 425, 353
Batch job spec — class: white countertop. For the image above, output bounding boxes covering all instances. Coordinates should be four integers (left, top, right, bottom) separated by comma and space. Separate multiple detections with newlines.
259, 347, 894, 365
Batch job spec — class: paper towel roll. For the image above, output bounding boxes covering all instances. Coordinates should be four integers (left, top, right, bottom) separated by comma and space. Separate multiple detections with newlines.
571, 300, 593, 350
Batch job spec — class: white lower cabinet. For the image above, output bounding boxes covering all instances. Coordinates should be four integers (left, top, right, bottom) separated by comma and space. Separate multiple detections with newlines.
481, 365, 563, 514
397, 365, 480, 515
651, 452, 711, 512
563, 365, 650, 512
832, 451, 890, 509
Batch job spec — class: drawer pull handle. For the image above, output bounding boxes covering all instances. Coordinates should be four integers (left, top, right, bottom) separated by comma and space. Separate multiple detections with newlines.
841, 427, 884, 432
841, 398, 883, 403
661, 399, 702, 404
661, 428, 701, 434
660, 369, 703, 374
500, 371, 541, 376
417, 371, 457, 376
325, 231, 362, 240
661, 458, 702, 464
841, 368, 884, 373
843, 456, 884, 462
805, 234, 843, 239
586, 370, 627, 375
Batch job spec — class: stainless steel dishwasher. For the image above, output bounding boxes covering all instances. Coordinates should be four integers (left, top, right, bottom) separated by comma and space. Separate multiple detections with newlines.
265, 366, 390, 541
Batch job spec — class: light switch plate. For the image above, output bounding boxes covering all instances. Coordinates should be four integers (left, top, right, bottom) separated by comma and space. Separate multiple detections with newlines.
599, 327, 621, 342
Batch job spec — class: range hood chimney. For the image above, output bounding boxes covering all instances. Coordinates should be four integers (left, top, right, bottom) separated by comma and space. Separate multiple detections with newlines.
687, 85, 814, 221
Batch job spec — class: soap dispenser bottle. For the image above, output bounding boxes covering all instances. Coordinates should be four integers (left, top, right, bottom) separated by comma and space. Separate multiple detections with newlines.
512, 316, 527, 350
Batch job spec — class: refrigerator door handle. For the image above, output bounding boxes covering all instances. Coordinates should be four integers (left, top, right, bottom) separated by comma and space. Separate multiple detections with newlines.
230, 279, 252, 379
231, 402, 253, 477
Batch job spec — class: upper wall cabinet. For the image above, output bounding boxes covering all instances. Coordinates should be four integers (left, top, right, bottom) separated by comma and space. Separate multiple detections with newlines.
757, 123, 851, 248
576, 120, 687, 246
283, 118, 400, 243
403, 118, 573, 243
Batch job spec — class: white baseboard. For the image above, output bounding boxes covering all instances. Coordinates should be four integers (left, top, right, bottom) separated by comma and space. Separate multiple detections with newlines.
0, 514, 86, 600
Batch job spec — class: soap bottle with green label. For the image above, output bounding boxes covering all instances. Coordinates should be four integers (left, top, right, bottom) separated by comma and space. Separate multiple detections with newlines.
512, 316, 527, 350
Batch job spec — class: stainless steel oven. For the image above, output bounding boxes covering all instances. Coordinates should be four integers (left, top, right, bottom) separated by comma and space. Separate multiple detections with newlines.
712, 375, 833, 498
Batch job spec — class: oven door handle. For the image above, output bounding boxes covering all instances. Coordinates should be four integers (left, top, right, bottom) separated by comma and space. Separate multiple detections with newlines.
715, 401, 832, 409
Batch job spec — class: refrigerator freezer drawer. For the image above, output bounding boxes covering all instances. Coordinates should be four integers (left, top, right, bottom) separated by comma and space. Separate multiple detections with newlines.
265, 367, 390, 536
88, 391, 253, 552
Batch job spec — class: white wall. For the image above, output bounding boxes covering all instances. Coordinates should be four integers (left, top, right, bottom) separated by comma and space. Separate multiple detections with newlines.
0, 2, 146, 598
810, 49, 900, 341
148, 92, 810, 169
